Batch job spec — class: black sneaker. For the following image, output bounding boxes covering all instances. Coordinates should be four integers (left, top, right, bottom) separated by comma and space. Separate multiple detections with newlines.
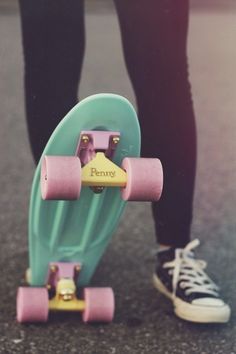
153, 239, 231, 323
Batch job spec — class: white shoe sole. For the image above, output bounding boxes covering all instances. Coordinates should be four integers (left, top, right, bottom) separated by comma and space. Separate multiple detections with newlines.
153, 274, 231, 323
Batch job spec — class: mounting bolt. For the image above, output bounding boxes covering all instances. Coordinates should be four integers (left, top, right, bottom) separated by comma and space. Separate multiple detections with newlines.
50, 264, 57, 273
82, 135, 89, 144
112, 136, 120, 144
75, 265, 81, 272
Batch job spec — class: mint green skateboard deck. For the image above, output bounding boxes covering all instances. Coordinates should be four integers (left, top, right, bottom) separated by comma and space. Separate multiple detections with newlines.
29, 94, 141, 287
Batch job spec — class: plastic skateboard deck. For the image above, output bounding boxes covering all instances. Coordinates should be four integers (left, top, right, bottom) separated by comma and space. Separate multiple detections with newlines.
28, 93, 141, 287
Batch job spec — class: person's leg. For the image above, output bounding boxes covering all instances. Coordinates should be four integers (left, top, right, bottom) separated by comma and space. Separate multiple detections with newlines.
19, 0, 85, 163
114, 0, 196, 248
114, 0, 230, 323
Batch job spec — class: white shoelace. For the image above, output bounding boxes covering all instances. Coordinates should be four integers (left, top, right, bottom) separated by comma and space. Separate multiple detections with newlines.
163, 239, 219, 298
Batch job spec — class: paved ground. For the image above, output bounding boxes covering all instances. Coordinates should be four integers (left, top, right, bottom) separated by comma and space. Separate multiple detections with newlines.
0, 1, 236, 353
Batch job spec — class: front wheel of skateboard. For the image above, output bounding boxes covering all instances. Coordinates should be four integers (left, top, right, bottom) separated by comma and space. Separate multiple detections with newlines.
16, 287, 49, 323
41, 156, 81, 200
82, 288, 115, 323
121, 158, 163, 201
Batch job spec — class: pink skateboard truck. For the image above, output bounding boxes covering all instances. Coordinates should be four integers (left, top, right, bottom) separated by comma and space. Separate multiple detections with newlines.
41, 130, 163, 202
17, 262, 114, 323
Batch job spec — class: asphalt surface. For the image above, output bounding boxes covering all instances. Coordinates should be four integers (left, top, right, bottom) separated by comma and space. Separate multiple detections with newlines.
0, 1, 236, 353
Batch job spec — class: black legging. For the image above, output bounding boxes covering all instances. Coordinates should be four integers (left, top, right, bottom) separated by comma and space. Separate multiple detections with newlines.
19, 0, 196, 248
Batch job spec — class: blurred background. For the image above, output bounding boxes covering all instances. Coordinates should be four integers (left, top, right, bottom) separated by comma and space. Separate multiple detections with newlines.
0, 1, 236, 353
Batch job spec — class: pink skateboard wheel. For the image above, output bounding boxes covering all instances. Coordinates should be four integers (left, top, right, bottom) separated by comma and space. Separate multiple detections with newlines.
16, 287, 49, 323
82, 287, 115, 323
41, 156, 81, 200
121, 157, 163, 201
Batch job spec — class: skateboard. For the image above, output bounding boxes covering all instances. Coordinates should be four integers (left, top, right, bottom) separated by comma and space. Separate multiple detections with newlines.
16, 93, 163, 323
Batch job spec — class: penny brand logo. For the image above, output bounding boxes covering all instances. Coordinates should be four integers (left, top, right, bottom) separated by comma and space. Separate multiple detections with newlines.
90, 168, 116, 178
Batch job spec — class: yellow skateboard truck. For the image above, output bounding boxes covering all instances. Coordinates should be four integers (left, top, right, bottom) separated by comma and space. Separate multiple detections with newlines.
82, 151, 127, 188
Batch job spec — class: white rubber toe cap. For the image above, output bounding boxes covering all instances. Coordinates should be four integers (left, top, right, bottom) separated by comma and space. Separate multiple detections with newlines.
174, 297, 231, 323
192, 298, 225, 307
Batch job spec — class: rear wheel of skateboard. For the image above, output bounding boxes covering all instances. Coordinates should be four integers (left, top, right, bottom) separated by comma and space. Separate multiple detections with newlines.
41, 156, 81, 200
16, 287, 49, 323
121, 157, 163, 201
82, 288, 115, 323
